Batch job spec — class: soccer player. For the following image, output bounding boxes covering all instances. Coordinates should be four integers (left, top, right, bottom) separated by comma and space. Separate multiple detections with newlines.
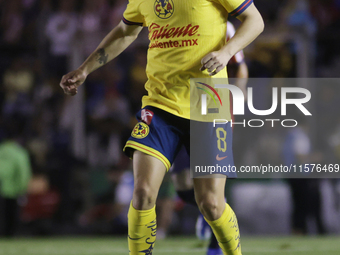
60, 1, 264, 254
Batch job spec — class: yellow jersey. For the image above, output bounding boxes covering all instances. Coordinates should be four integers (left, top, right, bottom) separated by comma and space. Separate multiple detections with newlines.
123, 0, 253, 120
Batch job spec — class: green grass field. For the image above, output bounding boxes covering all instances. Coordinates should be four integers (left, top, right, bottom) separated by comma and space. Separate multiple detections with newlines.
0, 236, 339, 255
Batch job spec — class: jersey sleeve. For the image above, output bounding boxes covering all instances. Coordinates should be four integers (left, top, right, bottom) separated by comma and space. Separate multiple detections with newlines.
123, 0, 145, 26
217, 0, 253, 17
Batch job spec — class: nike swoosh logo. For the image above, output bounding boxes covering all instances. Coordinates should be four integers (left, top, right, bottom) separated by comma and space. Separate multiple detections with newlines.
216, 154, 228, 161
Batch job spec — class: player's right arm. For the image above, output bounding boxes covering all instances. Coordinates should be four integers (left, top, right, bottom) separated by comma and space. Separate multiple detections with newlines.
60, 21, 143, 96
201, 1, 264, 75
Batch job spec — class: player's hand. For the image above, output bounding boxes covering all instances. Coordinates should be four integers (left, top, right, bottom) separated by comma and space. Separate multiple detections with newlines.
200, 50, 231, 76
60, 69, 87, 96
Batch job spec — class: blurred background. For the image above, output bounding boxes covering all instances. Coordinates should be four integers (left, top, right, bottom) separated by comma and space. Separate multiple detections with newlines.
0, 0, 340, 240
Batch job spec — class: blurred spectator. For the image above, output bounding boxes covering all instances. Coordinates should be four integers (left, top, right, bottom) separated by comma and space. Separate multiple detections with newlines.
256, 124, 284, 167
329, 117, 340, 163
21, 173, 60, 236
2, 57, 35, 117
45, 0, 77, 77
79, 0, 108, 55
79, 161, 133, 235
315, 85, 339, 151
310, 0, 340, 65
110, 163, 134, 232
1, 0, 24, 47
0, 116, 32, 237
329, 117, 340, 211
279, 0, 317, 34
283, 117, 325, 235
86, 60, 129, 166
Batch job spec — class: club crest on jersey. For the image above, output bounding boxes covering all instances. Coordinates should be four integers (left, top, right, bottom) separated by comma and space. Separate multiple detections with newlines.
154, 0, 174, 19
132, 122, 150, 139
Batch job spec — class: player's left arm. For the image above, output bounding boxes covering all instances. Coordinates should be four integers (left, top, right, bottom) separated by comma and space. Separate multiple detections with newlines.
201, 3, 264, 75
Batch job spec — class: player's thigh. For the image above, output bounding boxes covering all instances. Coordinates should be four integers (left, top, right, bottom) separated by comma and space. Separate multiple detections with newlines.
132, 150, 167, 209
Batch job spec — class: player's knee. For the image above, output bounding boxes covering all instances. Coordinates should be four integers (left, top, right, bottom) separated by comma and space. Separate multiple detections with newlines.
197, 196, 218, 212
196, 195, 222, 220
133, 186, 157, 210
